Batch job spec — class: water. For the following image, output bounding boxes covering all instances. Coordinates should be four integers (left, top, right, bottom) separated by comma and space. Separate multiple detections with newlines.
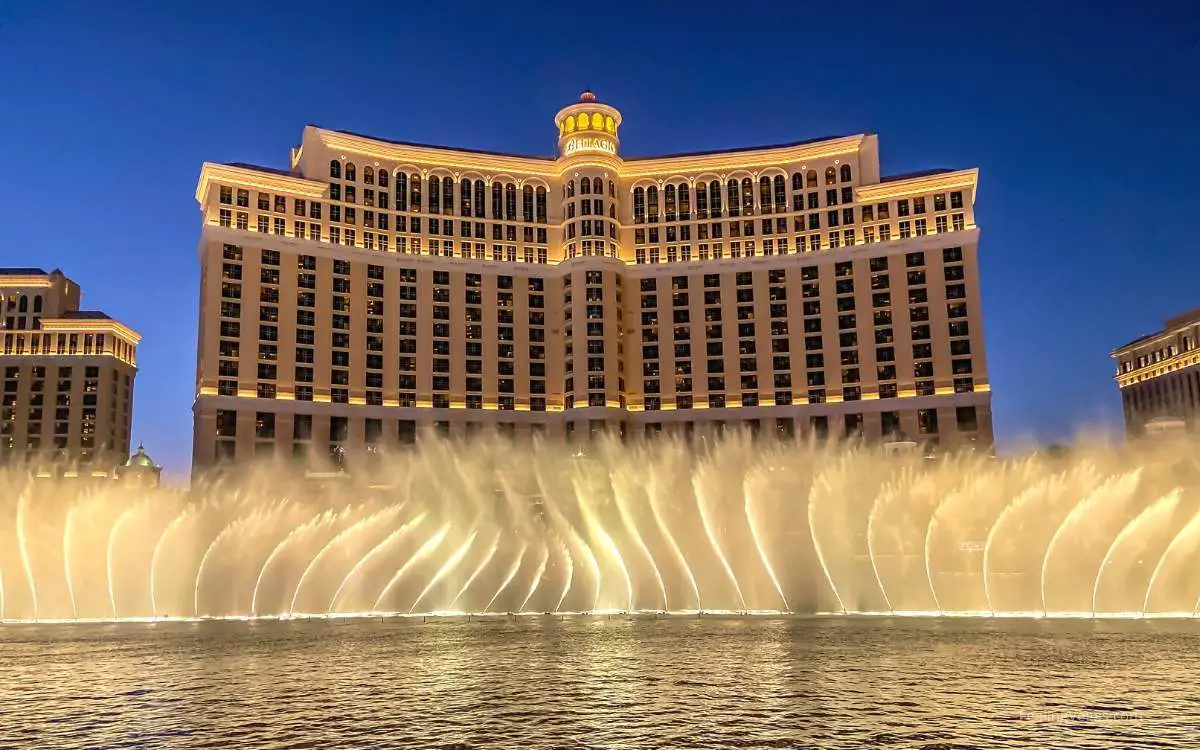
1, 616, 1193, 748
6, 433, 1200, 622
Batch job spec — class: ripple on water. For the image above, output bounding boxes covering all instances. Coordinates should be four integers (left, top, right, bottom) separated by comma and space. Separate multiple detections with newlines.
0, 617, 1194, 749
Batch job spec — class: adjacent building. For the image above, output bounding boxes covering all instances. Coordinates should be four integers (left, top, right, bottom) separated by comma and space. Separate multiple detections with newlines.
1113, 307, 1200, 435
192, 91, 991, 471
114, 444, 163, 488
0, 268, 141, 469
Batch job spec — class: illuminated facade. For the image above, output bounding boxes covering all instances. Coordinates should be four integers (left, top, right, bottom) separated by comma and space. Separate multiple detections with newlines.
1, 268, 141, 468
192, 91, 991, 470
1113, 307, 1200, 435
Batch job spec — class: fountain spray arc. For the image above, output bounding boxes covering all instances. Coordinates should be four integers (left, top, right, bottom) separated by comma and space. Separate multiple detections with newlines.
4, 431, 1200, 623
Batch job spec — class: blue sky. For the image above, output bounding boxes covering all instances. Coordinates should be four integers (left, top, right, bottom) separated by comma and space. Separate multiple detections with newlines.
1, 1, 1197, 476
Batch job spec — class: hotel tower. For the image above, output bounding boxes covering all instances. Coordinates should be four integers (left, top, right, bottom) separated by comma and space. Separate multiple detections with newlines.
1113, 307, 1200, 435
1, 268, 141, 469
191, 92, 991, 471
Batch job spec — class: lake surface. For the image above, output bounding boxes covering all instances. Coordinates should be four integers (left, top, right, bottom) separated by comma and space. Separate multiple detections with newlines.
0, 616, 1193, 748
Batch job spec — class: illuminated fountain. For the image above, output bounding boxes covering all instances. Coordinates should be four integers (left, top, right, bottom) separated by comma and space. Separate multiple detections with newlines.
3, 430, 1200, 623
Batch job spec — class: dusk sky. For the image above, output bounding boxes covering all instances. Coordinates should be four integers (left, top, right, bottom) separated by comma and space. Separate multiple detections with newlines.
2, 1, 1197, 476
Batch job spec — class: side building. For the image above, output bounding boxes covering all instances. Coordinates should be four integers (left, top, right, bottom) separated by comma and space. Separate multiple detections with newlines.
1113, 307, 1200, 435
0, 268, 141, 470
191, 91, 992, 471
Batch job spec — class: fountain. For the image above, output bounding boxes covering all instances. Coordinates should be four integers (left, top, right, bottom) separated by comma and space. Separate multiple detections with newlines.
3, 431, 1200, 623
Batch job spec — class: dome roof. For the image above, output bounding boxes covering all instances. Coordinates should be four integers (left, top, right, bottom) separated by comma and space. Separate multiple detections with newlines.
126, 443, 158, 468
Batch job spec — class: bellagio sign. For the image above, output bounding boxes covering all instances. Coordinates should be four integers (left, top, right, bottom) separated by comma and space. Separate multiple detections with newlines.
563, 136, 617, 157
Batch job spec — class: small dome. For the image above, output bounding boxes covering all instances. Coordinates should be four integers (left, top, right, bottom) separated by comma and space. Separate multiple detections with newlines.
579, 90, 597, 103
126, 443, 157, 468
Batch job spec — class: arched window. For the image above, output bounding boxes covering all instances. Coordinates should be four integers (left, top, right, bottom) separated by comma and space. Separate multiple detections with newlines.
33, 296, 42, 314
410, 173, 422, 211
741, 177, 754, 215
759, 176, 771, 210
428, 177, 441, 214
492, 183, 503, 219
442, 176, 453, 213
791, 173, 803, 192
536, 186, 547, 223
17, 296, 27, 313
664, 183, 676, 221
567, 179, 575, 198
709, 179, 722, 216
840, 164, 852, 183
364, 166, 375, 185
460, 178, 472, 216
593, 177, 604, 195
646, 185, 659, 221
329, 160, 341, 179
474, 180, 486, 218
378, 169, 389, 188
522, 185, 535, 222
395, 172, 408, 210
609, 181, 615, 198
773, 175, 786, 210
825, 167, 836, 185
678, 183, 691, 219
696, 182, 708, 219
345, 163, 357, 181
727, 180, 740, 217
633, 187, 646, 223
505, 183, 517, 220
806, 170, 818, 188
581, 176, 591, 195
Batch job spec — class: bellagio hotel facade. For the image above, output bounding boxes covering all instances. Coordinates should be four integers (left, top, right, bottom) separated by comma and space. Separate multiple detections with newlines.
191, 92, 991, 470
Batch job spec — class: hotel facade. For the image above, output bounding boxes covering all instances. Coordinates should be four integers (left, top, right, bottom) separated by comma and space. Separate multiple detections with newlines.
1113, 307, 1200, 435
191, 92, 991, 470
1, 268, 141, 469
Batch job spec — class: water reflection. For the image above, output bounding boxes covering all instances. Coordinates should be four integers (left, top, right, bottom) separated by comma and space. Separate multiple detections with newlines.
1, 617, 1194, 748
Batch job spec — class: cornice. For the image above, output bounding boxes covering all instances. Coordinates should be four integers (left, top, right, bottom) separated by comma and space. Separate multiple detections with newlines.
195, 163, 328, 205
856, 169, 979, 204
617, 135, 869, 178
39, 318, 142, 343
312, 127, 561, 178
307, 128, 874, 182
0, 276, 54, 288
1115, 350, 1200, 387
1112, 319, 1200, 358
1113, 331, 1176, 358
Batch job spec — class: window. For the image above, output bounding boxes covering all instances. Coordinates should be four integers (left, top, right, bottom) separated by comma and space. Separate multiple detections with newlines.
522, 185, 535, 222
918, 409, 939, 435
505, 183, 517, 220
956, 406, 978, 432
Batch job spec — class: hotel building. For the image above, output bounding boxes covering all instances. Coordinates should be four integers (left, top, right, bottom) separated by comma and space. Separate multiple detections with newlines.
1113, 307, 1200, 435
1, 268, 141, 467
191, 91, 991, 470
